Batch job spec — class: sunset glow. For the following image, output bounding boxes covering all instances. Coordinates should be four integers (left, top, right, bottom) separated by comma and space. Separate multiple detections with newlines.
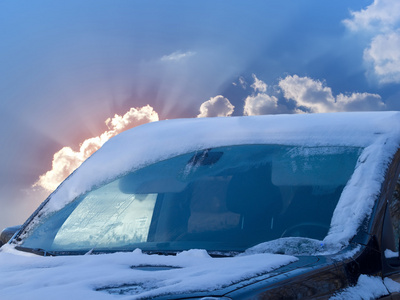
34, 106, 159, 191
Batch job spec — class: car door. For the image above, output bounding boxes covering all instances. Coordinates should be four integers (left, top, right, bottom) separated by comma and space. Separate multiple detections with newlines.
381, 175, 400, 299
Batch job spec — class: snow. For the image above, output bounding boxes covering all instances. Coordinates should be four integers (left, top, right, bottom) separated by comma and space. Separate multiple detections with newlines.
384, 277, 400, 293
244, 237, 325, 256
243, 238, 365, 258
0, 245, 297, 300
324, 133, 400, 249
329, 275, 400, 300
385, 249, 398, 258
329, 275, 390, 299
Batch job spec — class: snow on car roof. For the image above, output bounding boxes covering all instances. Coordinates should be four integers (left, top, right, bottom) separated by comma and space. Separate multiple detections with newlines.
37, 112, 400, 249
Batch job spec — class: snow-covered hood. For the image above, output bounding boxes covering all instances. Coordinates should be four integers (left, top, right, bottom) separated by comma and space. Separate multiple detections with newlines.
0, 245, 301, 300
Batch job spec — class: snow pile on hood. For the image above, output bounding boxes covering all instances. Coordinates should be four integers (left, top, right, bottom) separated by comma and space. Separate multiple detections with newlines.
28, 112, 400, 249
0, 246, 297, 300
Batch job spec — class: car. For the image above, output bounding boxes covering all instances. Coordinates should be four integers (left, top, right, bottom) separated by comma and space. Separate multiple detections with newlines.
1, 111, 400, 299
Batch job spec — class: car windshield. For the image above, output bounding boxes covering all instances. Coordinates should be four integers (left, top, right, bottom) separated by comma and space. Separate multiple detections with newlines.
19, 144, 362, 255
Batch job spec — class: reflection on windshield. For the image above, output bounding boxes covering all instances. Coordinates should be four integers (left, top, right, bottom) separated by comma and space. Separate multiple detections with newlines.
20, 145, 362, 255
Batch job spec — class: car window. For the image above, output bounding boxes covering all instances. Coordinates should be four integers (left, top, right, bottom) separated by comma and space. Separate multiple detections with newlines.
19, 144, 362, 255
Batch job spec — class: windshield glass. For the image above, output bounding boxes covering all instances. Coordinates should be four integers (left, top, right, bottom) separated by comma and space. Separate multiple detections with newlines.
19, 144, 362, 255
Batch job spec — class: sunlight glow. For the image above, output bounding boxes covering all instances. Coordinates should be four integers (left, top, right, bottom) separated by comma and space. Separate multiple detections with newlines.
34, 105, 159, 192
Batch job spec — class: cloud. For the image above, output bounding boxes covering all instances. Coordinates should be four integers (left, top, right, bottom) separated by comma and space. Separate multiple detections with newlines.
34, 105, 159, 191
279, 75, 335, 113
278, 75, 384, 113
242, 75, 286, 115
242, 74, 385, 115
232, 76, 247, 89
364, 30, 400, 84
243, 93, 281, 115
243, 75, 291, 115
343, 0, 400, 84
161, 51, 196, 62
197, 95, 235, 118
335, 92, 385, 111
250, 74, 267, 92
343, 0, 400, 33
239, 77, 247, 89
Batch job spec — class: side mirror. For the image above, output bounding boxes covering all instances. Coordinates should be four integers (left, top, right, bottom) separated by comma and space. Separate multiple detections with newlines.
0, 225, 22, 247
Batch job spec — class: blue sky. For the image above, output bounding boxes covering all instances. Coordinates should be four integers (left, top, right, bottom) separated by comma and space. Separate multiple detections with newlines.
0, 0, 399, 229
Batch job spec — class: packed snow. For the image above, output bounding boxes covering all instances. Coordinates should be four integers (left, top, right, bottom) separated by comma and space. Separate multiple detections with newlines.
0, 245, 297, 300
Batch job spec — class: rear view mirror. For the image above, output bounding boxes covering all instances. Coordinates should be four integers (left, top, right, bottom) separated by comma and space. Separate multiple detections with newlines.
0, 225, 21, 247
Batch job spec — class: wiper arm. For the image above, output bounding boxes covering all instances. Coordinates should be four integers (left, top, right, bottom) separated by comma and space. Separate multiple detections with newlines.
144, 250, 238, 257
145, 250, 179, 256
15, 246, 57, 256
208, 251, 239, 257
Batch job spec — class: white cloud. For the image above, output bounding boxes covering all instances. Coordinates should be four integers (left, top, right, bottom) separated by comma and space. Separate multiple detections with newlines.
243, 93, 281, 115
251, 74, 267, 92
239, 77, 246, 87
364, 30, 400, 83
239, 76, 247, 89
197, 95, 235, 118
232, 77, 248, 89
279, 75, 335, 113
161, 51, 196, 62
34, 105, 159, 191
343, 0, 400, 84
343, 0, 400, 33
335, 92, 385, 111
278, 75, 385, 113
243, 75, 384, 115
244, 75, 291, 115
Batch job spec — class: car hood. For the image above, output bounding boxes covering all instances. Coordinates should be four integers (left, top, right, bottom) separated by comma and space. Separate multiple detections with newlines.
0, 245, 317, 300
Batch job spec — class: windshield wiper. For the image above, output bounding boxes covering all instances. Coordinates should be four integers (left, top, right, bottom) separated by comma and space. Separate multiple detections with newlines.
15, 246, 57, 256
142, 250, 238, 257
144, 250, 180, 256
14, 246, 238, 258
207, 251, 239, 257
